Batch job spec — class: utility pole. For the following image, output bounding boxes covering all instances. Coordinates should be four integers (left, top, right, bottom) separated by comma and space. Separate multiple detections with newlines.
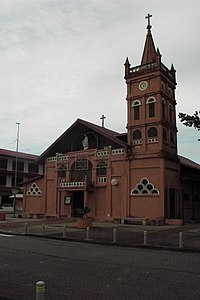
13, 122, 20, 218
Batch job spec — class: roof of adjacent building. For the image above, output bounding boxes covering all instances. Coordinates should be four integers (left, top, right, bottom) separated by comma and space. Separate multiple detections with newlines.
0, 148, 38, 161
179, 155, 200, 171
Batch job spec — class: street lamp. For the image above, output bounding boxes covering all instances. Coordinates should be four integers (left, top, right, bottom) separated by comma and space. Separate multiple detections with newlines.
13, 122, 20, 218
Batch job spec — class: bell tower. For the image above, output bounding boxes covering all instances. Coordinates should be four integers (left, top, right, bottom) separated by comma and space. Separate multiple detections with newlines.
124, 14, 178, 161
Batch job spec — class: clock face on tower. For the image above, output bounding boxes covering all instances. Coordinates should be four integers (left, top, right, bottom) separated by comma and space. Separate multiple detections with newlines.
139, 81, 148, 91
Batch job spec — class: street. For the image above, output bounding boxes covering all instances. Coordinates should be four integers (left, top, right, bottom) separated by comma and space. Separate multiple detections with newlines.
0, 234, 200, 299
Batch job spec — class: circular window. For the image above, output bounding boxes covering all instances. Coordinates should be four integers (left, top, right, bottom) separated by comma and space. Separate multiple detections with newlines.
141, 178, 148, 185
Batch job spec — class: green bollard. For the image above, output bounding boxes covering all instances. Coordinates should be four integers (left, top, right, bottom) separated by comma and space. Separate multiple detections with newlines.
36, 281, 45, 300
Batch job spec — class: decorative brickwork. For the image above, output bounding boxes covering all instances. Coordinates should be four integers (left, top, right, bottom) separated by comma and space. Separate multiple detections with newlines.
131, 178, 159, 195
27, 183, 42, 196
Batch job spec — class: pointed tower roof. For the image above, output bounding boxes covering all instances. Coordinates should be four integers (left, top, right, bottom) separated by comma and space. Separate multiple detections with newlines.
141, 13, 156, 65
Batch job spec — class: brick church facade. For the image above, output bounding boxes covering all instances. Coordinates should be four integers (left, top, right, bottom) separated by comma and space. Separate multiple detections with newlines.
23, 16, 200, 224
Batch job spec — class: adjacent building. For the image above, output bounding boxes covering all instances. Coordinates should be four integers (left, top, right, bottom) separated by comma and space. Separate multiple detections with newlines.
0, 148, 43, 207
22, 17, 200, 223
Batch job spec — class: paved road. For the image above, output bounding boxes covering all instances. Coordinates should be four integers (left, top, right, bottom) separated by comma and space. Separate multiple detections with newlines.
0, 234, 200, 300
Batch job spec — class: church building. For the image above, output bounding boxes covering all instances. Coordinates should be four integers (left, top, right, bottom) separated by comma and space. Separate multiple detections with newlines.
23, 15, 200, 224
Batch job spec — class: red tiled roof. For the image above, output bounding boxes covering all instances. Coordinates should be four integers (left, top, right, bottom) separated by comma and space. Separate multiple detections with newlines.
0, 148, 38, 160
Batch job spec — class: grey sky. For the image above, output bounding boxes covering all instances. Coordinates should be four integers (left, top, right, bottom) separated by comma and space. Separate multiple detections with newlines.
0, 0, 199, 163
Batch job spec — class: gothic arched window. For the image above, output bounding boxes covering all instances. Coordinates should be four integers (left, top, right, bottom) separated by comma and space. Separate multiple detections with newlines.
146, 97, 156, 118
133, 129, 142, 140
132, 100, 141, 120
148, 127, 157, 138
169, 104, 173, 122
162, 98, 166, 119
168, 87, 172, 96
161, 81, 166, 89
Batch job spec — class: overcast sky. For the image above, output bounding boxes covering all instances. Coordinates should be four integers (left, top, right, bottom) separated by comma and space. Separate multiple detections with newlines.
0, 0, 199, 163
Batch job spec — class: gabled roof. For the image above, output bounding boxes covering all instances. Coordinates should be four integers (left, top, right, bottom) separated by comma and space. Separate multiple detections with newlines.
0, 148, 38, 161
78, 119, 120, 137
179, 155, 200, 171
22, 175, 44, 185
38, 118, 127, 163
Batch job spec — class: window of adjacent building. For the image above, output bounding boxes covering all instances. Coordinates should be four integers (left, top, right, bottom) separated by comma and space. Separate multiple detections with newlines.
0, 158, 7, 169
13, 160, 24, 172
12, 175, 23, 186
148, 127, 158, 138
0, 174, 6, 186
146, 97, 156, 118
28, 163, 38, 173
132, 100, 141, 120
162, 98, 166, 119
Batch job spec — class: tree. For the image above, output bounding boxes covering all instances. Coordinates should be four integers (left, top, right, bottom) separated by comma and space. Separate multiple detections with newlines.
178, 111, 200, 132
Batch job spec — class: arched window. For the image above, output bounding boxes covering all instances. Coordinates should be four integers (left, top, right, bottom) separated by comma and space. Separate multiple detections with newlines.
133, 130, 141, 140
163, 128, 167, 141
148, 127, 157, 138
168, 87, 172, 96
162, 98, 166, 118
146, 97, 156, 118
148, 127, 158, 143
169, 104, 173, 122
132, 100, 141, 120
132, 129, 142, 145
96, 161, 107, 176
161, 81, 165, 89
71, 159, 93, 182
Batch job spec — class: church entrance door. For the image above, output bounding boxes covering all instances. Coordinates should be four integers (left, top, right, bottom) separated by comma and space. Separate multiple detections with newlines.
72, 191, 84, 217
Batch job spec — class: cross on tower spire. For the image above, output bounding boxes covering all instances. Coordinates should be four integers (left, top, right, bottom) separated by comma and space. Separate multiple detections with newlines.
145, 13, 152, 31
100, 115, 106, 127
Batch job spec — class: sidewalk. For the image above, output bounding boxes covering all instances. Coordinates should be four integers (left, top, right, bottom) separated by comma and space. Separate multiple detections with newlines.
1, 216, 200, 252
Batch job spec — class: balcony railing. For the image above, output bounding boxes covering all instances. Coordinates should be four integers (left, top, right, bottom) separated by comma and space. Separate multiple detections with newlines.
60, 181, 85, 188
